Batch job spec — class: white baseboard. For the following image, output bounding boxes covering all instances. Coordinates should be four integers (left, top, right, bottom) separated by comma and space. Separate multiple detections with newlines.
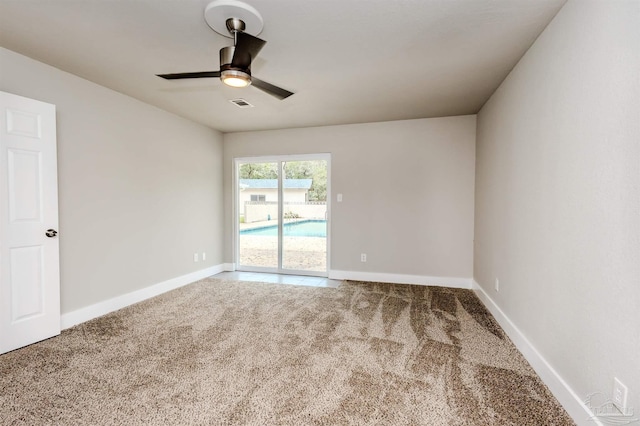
60, 264, 225, 330
223, 263, 236, 271
472, 280, 598, 426
329, 270, 472, 289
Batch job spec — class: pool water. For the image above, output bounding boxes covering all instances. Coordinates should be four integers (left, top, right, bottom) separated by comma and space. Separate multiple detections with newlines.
240, 220, 327, 238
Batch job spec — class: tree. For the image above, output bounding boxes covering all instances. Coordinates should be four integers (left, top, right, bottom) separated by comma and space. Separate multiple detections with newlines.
284, 161, 327, 201
239, 163, 278, 179
239, 160, 327, 202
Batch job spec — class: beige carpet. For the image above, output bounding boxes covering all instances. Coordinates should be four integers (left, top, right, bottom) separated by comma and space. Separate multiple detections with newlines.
1, 278, 574, 425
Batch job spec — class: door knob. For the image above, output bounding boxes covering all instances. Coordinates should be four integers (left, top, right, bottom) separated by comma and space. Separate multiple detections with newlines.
45, 229, 58, 238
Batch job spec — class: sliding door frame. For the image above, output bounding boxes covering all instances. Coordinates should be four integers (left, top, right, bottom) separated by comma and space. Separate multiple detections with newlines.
233, 153, 331, 277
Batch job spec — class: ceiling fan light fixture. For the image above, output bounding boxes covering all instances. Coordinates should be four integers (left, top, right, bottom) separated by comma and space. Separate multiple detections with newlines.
221, 69, 251, 87
156, 1, 294, 99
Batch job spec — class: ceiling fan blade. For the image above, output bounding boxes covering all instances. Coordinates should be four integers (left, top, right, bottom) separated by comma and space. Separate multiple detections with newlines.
231, 32, 266, 68
251, 77, 294, 100
157, 71, 220, 80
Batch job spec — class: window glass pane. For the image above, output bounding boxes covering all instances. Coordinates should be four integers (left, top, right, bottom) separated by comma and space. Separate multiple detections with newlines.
238, 162, 278, 269
282, 160, 327, 272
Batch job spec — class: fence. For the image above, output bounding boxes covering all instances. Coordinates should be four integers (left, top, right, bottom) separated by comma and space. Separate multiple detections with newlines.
243, 201, 327, 223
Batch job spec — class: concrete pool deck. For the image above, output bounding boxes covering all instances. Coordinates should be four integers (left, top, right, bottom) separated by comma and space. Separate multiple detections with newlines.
237, 219, 328, 272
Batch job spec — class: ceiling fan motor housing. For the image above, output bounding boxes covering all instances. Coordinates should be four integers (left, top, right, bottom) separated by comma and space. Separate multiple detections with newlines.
220, 45, 251, 76
219, 45, 251, 87
220, 46, 247, 71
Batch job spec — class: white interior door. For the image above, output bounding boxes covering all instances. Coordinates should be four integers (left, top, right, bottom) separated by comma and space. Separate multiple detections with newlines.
0, 91, 60, 354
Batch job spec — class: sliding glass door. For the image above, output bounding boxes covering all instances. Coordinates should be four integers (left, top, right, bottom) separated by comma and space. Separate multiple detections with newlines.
236, 155, 329, 276
237, 161, 279, 269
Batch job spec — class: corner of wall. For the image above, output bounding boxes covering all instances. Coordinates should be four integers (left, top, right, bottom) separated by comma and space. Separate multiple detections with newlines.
472, 280, 600, 425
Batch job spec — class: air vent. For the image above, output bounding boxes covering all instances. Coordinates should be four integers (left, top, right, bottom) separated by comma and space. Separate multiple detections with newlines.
229, 98, 254, 108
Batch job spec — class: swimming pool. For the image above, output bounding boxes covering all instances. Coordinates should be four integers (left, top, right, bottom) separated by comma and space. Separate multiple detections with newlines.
240, 220, 327, 238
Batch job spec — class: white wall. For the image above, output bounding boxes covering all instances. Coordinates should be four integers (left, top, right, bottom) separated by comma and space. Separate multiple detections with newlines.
0, 48, 225, 314
224, 116, 476, 284
474, 0, 639, 421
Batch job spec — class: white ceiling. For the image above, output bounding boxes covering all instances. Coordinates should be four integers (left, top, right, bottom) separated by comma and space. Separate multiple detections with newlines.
0, 0, 566, 133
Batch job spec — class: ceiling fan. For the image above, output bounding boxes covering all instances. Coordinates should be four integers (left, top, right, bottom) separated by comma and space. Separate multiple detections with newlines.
156, 0, 294, 100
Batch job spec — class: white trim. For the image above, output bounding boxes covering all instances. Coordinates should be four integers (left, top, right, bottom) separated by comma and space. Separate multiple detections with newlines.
223, 262, 236, 271
60, 264, 224, 330
325, 158, 332, 273
472, 280, 599, 426
329, 270, 472, 289
235, 265, 327, 277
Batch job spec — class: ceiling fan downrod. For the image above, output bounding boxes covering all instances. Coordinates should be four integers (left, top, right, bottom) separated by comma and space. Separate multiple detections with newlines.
226, 18, 246, 45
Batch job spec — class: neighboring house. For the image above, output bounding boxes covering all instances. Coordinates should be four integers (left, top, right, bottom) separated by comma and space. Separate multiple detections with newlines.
238, 179, 316, 223
239, 179, 312, 204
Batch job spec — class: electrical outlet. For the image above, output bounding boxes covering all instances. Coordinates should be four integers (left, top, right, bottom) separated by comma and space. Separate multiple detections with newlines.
193, 253, 199, 262
495, 278, 500, 292
613, 377, 628, 411
360, 253, 367, 262
202, 252, 206, 261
